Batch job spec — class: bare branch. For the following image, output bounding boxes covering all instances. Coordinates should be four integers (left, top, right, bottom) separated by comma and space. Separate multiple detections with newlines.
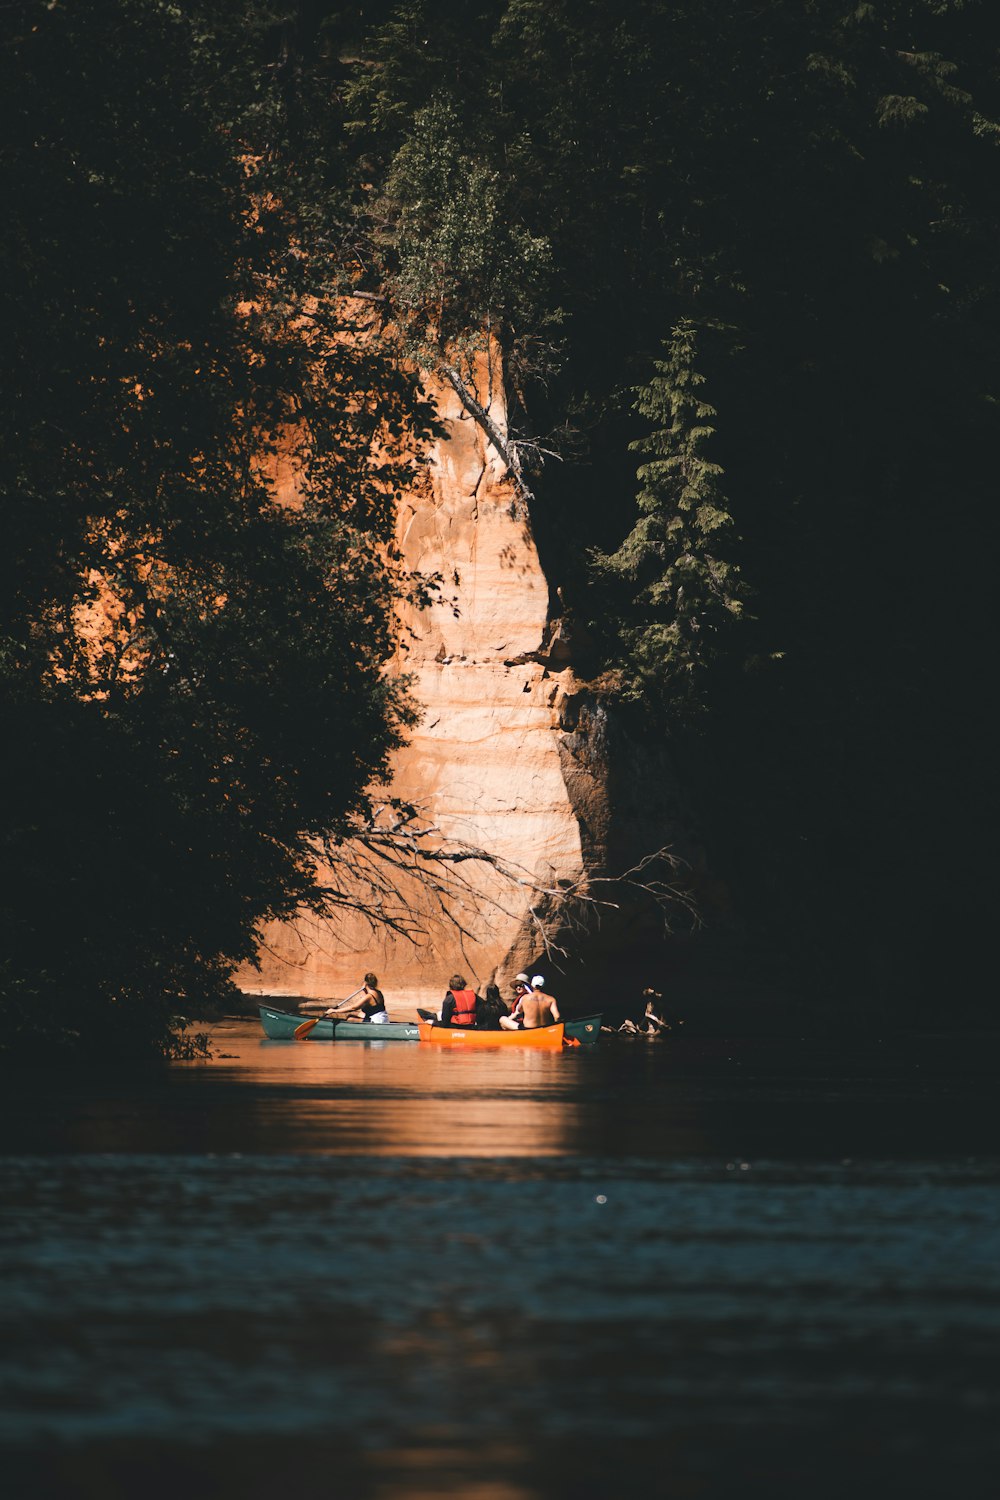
297, 801, 700, 968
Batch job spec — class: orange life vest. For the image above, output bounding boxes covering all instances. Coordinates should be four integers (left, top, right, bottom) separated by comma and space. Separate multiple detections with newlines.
449, 988, 478, 1026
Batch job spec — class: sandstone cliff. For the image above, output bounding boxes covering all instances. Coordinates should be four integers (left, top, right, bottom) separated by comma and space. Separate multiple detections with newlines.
239, 350, 702, 1014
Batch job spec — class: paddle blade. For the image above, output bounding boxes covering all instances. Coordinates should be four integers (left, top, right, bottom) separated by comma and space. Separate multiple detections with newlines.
293, 1017, 320, 1039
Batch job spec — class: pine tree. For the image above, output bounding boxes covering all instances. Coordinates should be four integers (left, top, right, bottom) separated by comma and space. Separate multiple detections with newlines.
592, 322, 745, 707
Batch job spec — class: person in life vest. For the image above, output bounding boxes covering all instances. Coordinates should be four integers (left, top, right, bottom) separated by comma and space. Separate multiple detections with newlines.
504, 972, 531, 1027
440, 973, 479, 1027
500, 975, 560, 1030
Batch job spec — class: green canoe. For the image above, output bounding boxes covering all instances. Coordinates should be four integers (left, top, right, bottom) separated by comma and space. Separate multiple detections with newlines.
564, 1013, 602, 1043
258, 1003, 601, 1044
258, 1004, 420, 1041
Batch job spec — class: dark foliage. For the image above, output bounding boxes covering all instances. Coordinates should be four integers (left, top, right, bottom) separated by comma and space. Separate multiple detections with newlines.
340, 0, 1000, 1020
0, 1, 434, 1058
3, 0, 998, 1049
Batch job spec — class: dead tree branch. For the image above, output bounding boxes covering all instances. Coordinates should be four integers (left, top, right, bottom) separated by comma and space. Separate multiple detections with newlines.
439, 362, 534, 507
298, 801, 700, 966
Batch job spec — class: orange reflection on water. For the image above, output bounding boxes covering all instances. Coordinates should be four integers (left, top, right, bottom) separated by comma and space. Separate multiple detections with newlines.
369, 1445, 541, 1500
179, 1022, 581, 1156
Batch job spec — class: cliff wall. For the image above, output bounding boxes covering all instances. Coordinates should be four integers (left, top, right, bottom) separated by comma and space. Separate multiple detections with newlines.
240, 353, 594, 1011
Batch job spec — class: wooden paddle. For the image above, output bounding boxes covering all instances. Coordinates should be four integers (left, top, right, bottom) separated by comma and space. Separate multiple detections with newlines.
293, 988, 365, 1039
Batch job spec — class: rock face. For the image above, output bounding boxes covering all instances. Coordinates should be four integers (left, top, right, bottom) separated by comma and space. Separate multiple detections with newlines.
240, 353, 594, 1011
240, 349, 707, 1015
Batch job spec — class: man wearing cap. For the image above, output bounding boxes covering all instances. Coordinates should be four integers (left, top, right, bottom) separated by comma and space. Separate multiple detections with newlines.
500, 974, 560, 1030
507, 972, 531, 1025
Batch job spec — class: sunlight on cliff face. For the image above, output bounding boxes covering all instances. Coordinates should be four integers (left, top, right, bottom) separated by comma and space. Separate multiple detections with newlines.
242, 345, 586, 1004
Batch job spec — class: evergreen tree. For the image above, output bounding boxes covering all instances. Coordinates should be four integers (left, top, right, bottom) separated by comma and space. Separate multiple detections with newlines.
593, 322, 745, 706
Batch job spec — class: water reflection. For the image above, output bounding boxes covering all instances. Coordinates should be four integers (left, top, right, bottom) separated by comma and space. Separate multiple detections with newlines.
185, 1029, 584, 1157
3, 1153, 1000, 1499
3, 1025, 1000, 1499
4, 1022, 998, 1161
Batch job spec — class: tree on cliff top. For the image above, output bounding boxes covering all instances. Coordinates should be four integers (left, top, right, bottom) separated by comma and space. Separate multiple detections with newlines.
365, 95, 558, 496
0, 0, 436, 1060
339, 8, 563, 498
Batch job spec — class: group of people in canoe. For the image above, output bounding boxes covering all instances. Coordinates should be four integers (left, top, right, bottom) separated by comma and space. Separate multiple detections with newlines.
421, 973, 561, 1031
328, 971, 561, 1031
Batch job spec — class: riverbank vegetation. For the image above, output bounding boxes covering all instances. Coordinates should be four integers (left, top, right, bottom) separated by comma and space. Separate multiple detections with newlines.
0, 1, 436, 1058
2, 1, 997, 1056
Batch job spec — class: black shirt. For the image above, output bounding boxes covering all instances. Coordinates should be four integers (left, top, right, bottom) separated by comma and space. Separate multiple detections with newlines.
360, 988, 386, 1019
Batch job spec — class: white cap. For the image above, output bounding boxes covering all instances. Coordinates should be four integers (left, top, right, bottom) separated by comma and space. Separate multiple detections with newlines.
531, 975, 545, 989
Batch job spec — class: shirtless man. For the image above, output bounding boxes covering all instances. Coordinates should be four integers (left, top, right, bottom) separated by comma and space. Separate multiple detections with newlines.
499, 975, 560, 1030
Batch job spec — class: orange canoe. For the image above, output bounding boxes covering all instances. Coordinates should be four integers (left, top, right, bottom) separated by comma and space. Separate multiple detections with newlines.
417, 1021, 565, 1049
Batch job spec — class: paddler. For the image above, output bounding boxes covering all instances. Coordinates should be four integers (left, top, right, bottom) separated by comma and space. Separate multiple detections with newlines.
328, 972, 390, 1024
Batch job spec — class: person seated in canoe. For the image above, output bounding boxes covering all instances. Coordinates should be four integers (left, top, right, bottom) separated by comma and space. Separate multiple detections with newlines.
439, 973, 479, 1027
476, 982, 509, 1030
499, 975, 560, 1030
327, 972, 390, 1025
505, 972, 531, 1026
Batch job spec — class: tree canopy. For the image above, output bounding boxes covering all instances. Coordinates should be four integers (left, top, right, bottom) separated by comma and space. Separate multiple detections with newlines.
3, 0, 998, 1049
0, 0, 434, 1058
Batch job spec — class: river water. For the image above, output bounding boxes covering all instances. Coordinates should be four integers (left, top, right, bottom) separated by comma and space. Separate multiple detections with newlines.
2, 1022, 999, 1499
